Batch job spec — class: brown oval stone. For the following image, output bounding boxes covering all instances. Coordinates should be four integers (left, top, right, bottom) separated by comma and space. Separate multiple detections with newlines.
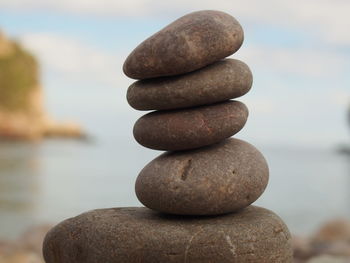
123, 10, 244, 79
136, 138, 269, 215
133, 100, 248, 151
127, 59, 252, 110
43, 206, 293, 263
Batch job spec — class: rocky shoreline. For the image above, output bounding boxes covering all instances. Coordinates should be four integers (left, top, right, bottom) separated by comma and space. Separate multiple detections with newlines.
0, 109, 85, 141
1, 218, 350, 263
293, 218, 350, 262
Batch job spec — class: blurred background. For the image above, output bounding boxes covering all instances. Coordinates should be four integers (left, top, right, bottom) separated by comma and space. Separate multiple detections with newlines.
0, 0, 349, 262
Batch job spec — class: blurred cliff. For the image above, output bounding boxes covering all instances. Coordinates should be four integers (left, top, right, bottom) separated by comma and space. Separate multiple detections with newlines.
0, 31, 84, 140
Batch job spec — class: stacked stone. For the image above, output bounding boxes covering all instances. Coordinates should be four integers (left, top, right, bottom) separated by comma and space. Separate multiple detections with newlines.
42, 10, 292, 263
127, 10, 265, 216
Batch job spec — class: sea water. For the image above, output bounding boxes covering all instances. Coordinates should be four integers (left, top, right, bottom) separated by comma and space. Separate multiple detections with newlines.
0, 138, 349, 239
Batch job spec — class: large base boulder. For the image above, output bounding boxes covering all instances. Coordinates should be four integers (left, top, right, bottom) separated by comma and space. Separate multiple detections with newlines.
43, 206, 292, 263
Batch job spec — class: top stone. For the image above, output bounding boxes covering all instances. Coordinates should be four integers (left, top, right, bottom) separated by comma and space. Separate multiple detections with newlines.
123, 10, 244, 79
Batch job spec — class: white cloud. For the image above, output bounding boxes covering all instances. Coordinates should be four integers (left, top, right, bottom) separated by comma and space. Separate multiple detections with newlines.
2, 0, 350, 45
0, 0, 151, 16
156, 0, 350, 46
332, 90, 350, 107
20, 33, 125, 86
280, 0, 350, 46
242, 86, 350, 147
243, 97, 275, 114
237, 45, 348, 77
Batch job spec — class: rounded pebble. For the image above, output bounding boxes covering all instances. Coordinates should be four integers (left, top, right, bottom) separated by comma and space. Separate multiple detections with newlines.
133, 100, 248, 151
127, 59, 252, 110
136, 138, 269, 215
123, 10, 244, 79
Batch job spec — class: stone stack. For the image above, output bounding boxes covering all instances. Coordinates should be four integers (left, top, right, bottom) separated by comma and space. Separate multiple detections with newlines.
42, 10, 293, 263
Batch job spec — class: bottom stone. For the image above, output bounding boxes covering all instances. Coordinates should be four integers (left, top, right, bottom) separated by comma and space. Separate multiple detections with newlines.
43, 206, 292, 263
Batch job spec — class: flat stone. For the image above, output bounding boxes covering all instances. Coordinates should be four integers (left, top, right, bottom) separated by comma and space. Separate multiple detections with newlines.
127, 59, 252, 110
123, 10, 244, 79
133, 100, 248, 151
43, 206, 293, 263
136, 138, 269, 215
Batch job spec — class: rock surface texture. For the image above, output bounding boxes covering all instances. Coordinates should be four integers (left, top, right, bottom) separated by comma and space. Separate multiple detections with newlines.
136, 138, 269, 215
43, 9, 293, 263
133, 101, 248, 151
127, 59, 252, 110
43, 206, 292, 263
123, 10, 244, 79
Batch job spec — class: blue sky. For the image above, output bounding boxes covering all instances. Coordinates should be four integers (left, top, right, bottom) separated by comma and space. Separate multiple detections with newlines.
0, 0, 349, 147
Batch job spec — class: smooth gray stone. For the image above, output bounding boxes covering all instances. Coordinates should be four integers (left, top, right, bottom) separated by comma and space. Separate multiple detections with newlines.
123, 10, 244, 79
136, 138, 269, 215
127, 59, 252, 110
43, 206, 293, 263
133, 100, 248, 151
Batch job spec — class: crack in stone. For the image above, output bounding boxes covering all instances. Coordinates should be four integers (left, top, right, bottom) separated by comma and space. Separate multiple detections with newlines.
184, 228, 203, 263
225, 235, 237, 256
181, 159, 192, 181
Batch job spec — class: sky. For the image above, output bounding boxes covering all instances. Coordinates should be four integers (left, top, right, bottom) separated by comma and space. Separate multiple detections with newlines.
0, 0, 349, 148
